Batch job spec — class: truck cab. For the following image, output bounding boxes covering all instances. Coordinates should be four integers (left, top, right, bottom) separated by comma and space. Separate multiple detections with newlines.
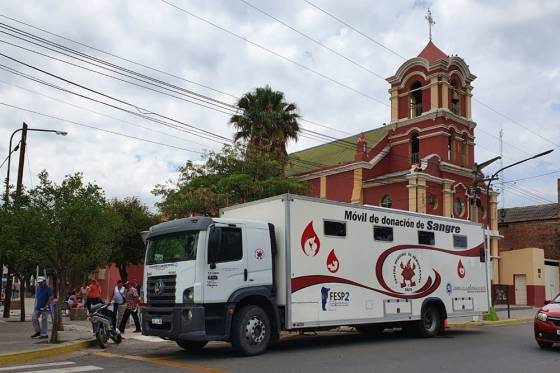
142, 217, 279, 355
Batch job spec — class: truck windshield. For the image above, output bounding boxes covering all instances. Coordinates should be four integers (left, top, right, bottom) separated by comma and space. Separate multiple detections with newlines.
146, 231, 199, 264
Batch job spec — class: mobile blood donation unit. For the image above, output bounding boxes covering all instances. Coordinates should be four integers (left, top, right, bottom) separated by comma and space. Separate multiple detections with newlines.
142, 194, 489, 355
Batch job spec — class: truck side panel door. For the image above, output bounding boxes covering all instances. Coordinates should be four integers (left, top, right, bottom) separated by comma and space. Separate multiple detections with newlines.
245, 227, 273, 288
204, 224, 248, 303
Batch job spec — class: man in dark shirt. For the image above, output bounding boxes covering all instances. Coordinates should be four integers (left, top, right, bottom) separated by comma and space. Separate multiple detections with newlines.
31, 277, 53, 339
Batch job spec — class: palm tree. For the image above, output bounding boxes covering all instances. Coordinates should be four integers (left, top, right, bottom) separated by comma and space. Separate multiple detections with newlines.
230, 85, 300, 166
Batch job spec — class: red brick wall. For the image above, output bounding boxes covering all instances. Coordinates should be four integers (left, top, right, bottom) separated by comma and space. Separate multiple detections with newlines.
307, 178, 320, 198
325, 171, 354, 202
498, 219, 560, 260
363, 182, 409, 211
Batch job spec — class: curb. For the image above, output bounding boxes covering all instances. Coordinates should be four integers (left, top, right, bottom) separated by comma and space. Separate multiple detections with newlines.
447, 317, 533, 329
0, 339, 96, 366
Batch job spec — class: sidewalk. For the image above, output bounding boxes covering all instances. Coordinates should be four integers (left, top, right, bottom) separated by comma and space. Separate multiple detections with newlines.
448, 305, 537, 327
0, 297, 95, 365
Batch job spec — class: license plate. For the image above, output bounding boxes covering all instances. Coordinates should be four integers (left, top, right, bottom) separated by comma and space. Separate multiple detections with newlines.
557, 330, 560, 336
151, 317, 163, 325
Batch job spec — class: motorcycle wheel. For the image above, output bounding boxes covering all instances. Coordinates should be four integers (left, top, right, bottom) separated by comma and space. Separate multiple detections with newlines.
95, 325, 109, 349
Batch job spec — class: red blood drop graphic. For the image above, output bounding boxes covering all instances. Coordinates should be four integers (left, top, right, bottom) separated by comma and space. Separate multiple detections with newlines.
326, 249, 339, 273
301, 221, 321, 256
457, 259, 465, 278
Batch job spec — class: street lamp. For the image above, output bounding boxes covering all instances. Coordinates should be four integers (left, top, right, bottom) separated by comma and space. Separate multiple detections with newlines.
484, 149, 553, 307
4, 122, 68, 202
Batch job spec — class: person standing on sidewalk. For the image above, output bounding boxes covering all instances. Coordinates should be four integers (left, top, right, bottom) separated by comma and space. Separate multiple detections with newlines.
119, 280, 141, 334
111, 280, 126, 328
85, 279, 102, 313
31, 277, 53, 339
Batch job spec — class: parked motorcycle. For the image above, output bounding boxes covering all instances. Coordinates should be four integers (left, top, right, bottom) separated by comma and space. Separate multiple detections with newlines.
89, 302, 122, 348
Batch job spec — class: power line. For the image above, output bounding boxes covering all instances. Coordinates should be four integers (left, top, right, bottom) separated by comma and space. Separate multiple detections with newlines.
0, 21, 359, 145
0, 14, 355, 137
0, 24, 239, 113
0, 78, 221, 151
159, 0, 388, 107
0, 14, 240, 101
239, 0, 386, 80
502, 170, 560, 184
0, 54, 234, 144
0, 102, 209, 154
303, 0, 407, 60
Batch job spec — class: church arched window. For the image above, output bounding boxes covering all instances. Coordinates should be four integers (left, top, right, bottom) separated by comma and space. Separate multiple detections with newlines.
409, 81, 423, 118
411, 132, 420, 164
451, 81, 461, 115
448, 128, 456, 161
380, 195, 392, 208
461, 134, 468, 166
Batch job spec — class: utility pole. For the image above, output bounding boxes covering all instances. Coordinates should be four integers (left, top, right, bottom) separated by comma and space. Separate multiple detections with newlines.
15, 122, 27, 197
2, 123, 27, 318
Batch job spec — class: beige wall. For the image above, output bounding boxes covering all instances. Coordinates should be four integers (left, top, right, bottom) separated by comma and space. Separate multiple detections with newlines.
499, 247, 545, 286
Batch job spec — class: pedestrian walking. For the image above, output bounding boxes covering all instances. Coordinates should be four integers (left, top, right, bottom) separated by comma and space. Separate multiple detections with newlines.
111, 280, 126, 328
119, 280, 141, 334
31, 276, 53, 339
85, 279, 102, 313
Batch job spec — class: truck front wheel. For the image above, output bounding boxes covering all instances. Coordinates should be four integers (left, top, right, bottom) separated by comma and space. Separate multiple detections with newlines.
176, 340, 207, 352
231, 305, 271, 356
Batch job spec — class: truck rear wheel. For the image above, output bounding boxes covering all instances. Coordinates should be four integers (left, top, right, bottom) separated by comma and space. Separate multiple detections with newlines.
176, 340, 207, 352
231, 305, 271, 356
416, 305, 441, 338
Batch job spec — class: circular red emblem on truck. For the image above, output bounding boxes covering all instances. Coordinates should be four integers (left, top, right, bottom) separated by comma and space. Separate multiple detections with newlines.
255, 248, 265, 260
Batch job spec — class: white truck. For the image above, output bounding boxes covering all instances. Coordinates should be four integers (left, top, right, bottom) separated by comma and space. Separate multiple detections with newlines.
142, 194, 489, 355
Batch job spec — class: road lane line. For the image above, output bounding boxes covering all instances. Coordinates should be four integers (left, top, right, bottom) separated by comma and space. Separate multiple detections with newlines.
95, 351, 229, 373
0, 361, 76, 371
27, 366, 102, 373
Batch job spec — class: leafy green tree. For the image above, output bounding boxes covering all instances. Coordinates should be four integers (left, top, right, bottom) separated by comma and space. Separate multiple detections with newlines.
1, 193, 48, 321
230, 85, 300, 168
27, 171, 115, 343
153, 144, 305, 218
109, 197, 159, 282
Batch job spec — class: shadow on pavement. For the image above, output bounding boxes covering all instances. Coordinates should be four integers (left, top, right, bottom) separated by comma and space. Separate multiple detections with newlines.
117, 328, 486, 361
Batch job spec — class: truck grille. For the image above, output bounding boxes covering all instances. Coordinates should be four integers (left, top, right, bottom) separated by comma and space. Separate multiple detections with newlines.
147, 275, 176, 306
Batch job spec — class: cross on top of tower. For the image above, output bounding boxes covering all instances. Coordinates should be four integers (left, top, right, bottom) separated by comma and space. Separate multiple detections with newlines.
425, 9, 435, 41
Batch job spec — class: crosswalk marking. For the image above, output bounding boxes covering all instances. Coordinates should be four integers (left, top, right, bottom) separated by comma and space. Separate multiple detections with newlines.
27, 366, 102, 373
0, 362, 76, 371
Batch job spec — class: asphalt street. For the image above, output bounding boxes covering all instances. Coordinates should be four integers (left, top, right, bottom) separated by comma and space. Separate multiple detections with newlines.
2, 323, 558, 373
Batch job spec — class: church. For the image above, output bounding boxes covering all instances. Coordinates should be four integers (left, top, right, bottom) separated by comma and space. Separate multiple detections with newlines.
288, 39, 505, 302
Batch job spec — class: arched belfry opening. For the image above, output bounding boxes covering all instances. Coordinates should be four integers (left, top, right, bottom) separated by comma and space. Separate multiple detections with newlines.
409, 81, 423, 118
411, 132, 420, 164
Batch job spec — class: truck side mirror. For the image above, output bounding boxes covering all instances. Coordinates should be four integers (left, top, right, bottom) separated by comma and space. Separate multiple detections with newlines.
208, 226, 219, 269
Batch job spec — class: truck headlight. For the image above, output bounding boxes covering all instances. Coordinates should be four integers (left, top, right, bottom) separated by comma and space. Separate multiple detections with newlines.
183, 287, 194, 304
536, 312, 547, 322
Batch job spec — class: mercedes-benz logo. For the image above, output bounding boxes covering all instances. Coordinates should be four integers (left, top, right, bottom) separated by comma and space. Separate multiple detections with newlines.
154, 279, 165, 296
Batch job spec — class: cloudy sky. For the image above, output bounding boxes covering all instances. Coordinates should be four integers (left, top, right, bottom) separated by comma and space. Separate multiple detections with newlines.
0, 0, 559, 210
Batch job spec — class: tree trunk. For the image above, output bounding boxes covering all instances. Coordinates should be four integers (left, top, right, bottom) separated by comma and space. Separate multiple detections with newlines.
19, 275, 25, 322
2, 268, 13, 318
118, 264, 128, 283
0, 257, 4, 301
49, 275, 65, 343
